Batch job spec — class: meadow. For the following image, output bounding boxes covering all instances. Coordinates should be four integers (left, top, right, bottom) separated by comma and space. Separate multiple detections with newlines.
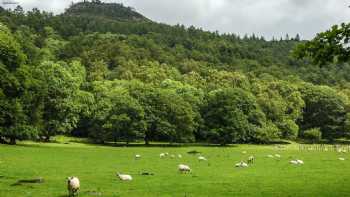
0, 140, 350, 197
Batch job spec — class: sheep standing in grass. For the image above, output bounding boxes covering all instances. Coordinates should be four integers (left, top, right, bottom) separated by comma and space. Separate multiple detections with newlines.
198, 156, 207, 161
296, 159, 304, 164
135, 154, 141, 159
274, 154, 281, 158
339, 157, 346, 161
160, 153, 166, 158
247, 156, 255, 164
267, 154, 274, 158
290, 159, 304, 165
178, 154, 182, 158
67, 177, 80, 197
178, 164, 191, 173
117, 173, 133, 181
235, 161, 248, 168
290, 160, 298, 165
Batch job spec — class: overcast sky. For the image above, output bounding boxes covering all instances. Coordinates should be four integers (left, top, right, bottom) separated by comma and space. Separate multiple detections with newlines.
2, 0, 350, 40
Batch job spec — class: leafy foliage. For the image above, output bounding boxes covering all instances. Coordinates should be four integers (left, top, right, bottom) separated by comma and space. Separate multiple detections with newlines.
0, 2, 349, 144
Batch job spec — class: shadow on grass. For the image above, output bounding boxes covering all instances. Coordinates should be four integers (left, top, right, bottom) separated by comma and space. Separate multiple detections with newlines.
296, 139, 350, 145
2, 138, 293, 148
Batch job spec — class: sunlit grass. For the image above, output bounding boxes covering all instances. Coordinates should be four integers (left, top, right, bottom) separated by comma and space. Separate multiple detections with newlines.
0, 140, 349, 197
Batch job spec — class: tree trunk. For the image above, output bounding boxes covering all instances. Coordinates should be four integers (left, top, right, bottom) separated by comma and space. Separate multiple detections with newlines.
9, 137, 16, 145
144, 136, 149, 145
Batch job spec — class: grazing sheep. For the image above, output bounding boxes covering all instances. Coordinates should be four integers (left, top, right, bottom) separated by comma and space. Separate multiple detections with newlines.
275, 154, 281, 158
296, 159, 304, 164
135, 154, 141, 159
160, 153, 166, 158
198, 156, 207, 161
247, 156, 255, 164
178, 164, 191, 173
290, 160, 298, 165
235, 161, 248, 168
178, 154, 182, 158
165, 152, 169, 156
267, 154, 274, 158
67, 177, 80, 197
242, 151, 247, 154
339, 157, 346, 161
117, 173, 133, 181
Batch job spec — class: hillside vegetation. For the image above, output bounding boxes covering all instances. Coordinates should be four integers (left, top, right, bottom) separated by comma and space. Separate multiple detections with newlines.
0, 1, 349, 145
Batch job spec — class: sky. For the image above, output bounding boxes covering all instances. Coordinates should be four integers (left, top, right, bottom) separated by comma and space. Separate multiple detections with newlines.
2, 0, 350, 40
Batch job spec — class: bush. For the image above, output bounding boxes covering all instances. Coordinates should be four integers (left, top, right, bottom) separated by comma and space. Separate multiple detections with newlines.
303, 128, 322, 142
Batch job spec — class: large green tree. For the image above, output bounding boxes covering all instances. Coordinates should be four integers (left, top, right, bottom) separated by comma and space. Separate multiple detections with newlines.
32, 60, 86, 140
0, 23, 37, 144
298, 84, 348, 141
202, 88, 273, 145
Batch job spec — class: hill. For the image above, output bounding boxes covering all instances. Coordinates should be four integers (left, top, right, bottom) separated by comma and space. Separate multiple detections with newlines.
64, 1, 149, 22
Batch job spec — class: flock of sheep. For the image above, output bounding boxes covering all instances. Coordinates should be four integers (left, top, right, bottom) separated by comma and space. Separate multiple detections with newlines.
66, 149, 348, 196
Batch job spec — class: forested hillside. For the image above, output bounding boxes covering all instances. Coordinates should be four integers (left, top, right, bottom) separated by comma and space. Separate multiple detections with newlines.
0, 1, 349, 145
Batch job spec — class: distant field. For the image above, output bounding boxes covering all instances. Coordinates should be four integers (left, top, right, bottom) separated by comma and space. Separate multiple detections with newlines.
0, 141, 350, 197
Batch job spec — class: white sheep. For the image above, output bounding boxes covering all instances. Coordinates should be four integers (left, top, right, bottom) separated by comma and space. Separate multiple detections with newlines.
247, 156, 255, 164
198, 156, 207, 161
165, 152, 169, 156
178, 154, 182, 158
235, 161, 248, 168
275, 154, 281, 158
296, 159, 304, 164
160, 153, 166, 158
339, 157, 346, 161
267, 154, 274, 158
135, 154, 141, 159
242, 151, 247, 154
67, 177, 80, 197
178, 164, 191, 173
117, 173, 133, 181
289, 160, 298, 165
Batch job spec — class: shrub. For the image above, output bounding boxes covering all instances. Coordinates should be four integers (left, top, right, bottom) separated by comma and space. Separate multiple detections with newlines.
303, 128, 322, 142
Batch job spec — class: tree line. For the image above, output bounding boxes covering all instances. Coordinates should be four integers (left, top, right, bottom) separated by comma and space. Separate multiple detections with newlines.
0, 2, 349, 145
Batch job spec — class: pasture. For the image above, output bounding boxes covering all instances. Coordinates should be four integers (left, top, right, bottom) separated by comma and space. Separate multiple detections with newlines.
0, 140, 350, 197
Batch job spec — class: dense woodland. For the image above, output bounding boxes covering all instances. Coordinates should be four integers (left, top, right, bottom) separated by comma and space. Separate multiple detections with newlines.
0, 1, 349, 145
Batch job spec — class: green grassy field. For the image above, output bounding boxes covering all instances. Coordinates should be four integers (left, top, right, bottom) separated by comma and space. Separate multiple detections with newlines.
0, 140, 350, 197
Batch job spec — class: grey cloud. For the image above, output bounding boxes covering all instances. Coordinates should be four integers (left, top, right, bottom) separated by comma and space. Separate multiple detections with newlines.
3, 0, 350, 39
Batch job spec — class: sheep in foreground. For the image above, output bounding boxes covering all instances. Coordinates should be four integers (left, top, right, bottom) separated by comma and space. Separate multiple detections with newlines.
247, 156, 255, 164
67, 177, 80, 197
235, 161, 248, 168
117, 173, 133, 181
198, 156, 207, 161
160, 153, 166, 158
178, 164, 191, 173
135, 154, 141, 159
